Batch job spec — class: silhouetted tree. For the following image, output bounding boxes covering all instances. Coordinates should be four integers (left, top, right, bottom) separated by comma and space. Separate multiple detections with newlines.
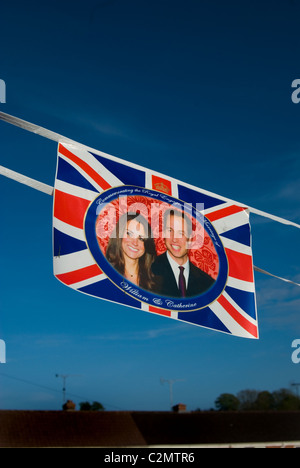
214, 387, 300, 412
272, 389, 300, 411
215, 393, 240, 411
91, 401, 104, 411
79, 401, 92, 411
255, 391, 275, 411
237, 389, 259, 411
79, 401, 104, 411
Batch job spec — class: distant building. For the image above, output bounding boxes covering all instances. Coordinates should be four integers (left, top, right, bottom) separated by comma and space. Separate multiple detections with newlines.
172, 403, 187, 413
62, 400, 76, 411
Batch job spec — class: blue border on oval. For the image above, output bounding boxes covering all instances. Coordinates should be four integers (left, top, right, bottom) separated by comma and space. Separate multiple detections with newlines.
84, 186, 228, 312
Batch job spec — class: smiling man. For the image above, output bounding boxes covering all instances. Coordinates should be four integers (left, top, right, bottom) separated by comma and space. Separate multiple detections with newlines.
152, 209, 215, 298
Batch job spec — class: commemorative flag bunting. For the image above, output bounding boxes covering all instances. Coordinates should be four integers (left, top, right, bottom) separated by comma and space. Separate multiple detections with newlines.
53, 142, 258, 339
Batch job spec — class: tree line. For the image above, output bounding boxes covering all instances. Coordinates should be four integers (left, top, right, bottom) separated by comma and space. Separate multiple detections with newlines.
214, 388, 300, 411
74, 388, 300, 412
79, 401, 104, 411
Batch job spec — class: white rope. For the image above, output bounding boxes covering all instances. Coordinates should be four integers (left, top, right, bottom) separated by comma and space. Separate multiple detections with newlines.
1, 111, 300, 230
0, 111, 76, 145
0, 164, 53, 195
253, 266, 300, 287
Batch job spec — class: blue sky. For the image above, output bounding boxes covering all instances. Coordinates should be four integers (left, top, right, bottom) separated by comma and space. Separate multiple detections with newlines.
0, 0, 300, 412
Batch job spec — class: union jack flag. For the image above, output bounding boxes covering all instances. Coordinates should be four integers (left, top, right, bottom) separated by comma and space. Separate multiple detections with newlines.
53, 142, 258, 339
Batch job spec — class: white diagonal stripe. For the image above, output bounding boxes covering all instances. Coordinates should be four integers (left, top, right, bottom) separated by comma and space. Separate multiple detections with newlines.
203, 202, 231, 216
53, 217, 86, 242
59, 153, 103, 193
221, 236, 252, 255
54, 179, 98, 201
209, 300, 257, 339
211, 211, 249, 235
70, 274, 106, 290
226, 276, 255, 292
222, 290, 257, 325
53, 249, 96, 275
62, 143, 122, 188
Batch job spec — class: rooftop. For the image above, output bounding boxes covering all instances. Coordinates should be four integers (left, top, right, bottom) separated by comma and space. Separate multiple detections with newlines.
1, 410, 300, 447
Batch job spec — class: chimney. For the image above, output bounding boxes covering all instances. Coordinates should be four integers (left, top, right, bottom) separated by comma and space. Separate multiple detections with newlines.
62, 400, 76, 411
172, 403, 187, 413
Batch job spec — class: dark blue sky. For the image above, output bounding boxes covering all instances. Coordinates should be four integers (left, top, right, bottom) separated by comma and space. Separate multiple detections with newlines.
0, 0, 300, 411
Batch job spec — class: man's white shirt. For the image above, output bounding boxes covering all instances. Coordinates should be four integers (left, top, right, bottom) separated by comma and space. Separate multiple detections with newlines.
166, 251, 190, 288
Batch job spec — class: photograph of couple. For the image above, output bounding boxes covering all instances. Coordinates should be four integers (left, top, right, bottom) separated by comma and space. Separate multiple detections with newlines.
99, 203, 217, 299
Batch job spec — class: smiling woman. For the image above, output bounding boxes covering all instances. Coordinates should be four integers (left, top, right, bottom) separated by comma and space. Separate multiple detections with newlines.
105, 212, 158, 292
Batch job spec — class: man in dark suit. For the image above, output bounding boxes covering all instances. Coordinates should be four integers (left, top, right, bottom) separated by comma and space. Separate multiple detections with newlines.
152, 209, 215, 298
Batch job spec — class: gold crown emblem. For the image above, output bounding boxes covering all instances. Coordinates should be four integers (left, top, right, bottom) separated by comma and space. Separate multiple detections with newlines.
154, 182, 170, 194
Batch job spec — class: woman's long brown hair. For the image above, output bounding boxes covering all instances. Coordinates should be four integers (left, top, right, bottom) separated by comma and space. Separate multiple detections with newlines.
105, 212, 157, 291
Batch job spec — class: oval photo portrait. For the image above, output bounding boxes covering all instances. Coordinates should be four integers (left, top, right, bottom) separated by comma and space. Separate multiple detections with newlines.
85, 186, 228, 312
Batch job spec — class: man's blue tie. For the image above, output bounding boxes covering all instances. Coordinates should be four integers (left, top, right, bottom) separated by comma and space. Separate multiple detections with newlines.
178, 266, 186, 297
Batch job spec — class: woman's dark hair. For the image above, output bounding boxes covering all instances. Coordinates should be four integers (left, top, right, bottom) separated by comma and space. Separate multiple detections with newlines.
105, 212, 157, 291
